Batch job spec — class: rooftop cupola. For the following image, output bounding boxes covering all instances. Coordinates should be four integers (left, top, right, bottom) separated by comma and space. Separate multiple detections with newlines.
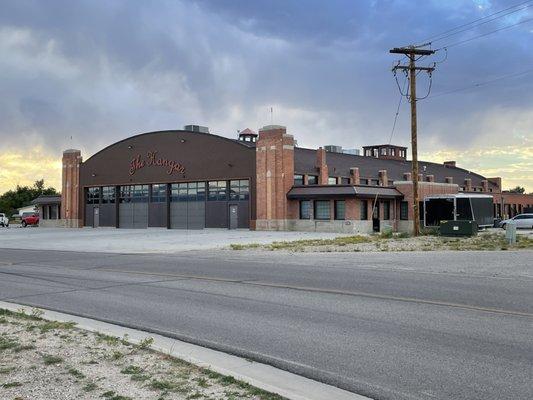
238, 128, 258, 143
362, 144, 407, 160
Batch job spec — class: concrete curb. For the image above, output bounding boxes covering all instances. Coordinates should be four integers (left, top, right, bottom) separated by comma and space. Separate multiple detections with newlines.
0, 301, 370, 400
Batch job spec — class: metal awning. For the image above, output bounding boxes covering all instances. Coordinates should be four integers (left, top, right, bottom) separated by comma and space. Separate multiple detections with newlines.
286, 185, 403, 200
31, 195, 61, 205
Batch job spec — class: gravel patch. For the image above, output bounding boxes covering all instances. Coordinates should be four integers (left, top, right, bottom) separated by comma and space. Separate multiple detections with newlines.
230, 231, 533, 252
0, 309, 284, 400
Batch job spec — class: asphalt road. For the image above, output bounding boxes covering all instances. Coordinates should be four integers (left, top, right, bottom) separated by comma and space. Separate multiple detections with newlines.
0, 249, 531, 400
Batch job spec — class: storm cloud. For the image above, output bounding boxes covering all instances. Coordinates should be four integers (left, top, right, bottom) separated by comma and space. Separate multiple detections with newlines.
0, 0, 532, 191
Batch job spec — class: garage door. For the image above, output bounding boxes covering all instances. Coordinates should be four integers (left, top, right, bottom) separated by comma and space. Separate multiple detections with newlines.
170, 182, 205, 229
118, 185, 149, 229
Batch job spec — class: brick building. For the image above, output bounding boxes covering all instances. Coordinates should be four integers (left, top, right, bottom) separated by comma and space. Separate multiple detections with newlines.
53, 124, 532, 233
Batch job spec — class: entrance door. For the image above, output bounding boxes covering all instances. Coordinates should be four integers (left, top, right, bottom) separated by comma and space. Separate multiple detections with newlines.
229, 205, 238, 229
372, 202, 380, 232
93, 207, 100, 228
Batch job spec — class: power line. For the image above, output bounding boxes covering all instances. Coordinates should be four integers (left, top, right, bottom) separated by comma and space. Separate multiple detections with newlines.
388, 75, 407, 145
429, 67, 533, 98
428, 3, 533, 45
416, 0, 533, 45
435, 15, 533, 50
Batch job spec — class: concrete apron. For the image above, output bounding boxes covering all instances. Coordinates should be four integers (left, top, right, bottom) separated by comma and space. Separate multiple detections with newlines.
0, 301, 369, 400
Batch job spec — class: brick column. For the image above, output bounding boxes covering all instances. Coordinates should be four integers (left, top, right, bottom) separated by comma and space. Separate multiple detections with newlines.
481, 179, 489, 192
316, 148, 328, 185
464, 178, 472, 192
378, 170, 388, 186
61, 149, 83, 227
255, 125, 295, 230
350, 167, 360, 185
403, 172, 412, 181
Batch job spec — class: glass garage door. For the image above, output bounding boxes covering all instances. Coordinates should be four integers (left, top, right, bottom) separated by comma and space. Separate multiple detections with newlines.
118, 185, 149, 228
170, 182, 205, 229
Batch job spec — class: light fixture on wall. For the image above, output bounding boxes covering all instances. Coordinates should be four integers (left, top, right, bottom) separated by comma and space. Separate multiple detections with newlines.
180, 139, 186, 143
91, 173, 97, 177
128, 145, 133, 149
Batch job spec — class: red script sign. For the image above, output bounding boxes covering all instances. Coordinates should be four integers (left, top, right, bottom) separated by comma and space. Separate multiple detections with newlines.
129, 151, 185, 176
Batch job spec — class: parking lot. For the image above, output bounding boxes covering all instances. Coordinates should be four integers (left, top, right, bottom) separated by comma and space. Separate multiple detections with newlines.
0, 227, 348, 253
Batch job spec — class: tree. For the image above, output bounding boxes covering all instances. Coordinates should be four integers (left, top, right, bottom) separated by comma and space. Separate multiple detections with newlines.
0, 180, 59, 217
508, 186, 525, 194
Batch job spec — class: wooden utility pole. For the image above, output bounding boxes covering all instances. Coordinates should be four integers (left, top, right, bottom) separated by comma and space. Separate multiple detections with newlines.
390, 46, 435, 236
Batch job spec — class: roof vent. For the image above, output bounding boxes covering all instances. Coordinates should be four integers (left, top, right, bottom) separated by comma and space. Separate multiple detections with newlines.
184, 125, 209, 134
443, 161, 456, 168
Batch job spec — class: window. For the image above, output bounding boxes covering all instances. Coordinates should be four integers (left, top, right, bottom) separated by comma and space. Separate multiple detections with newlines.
400, 201, 408, 220
119, 185, 148, 203
50, 205, 58, 219
171, 183, 188, 202
383, 201, 390, 220
87, 187, 100, 204
381, 148, 387, 155
373, 149, 379, 158
43, 206, 49, 219
360, 200, 368, 220
391, 149, 396, 156
360, 179, 369, 185
294, 174, 304, 185
300, 201, 311, 219
102, 186, 115, 204
307, 175, 318, 185
230, 180, 249, 200
340, 177, 350, 185
419, 201, 425, 221
171, 182, 205, 202
328, 177, 337, 185
335, 200, 345, 220
151, 184, 167, 203
208, 181, 227, 201
314, 200, 330, 220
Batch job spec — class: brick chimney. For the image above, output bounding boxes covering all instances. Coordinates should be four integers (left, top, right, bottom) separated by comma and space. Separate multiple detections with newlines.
444, 161, 456, 168
61, 149, 83, 227
349, 167, 360, 185
445, 176, 453, 184
488, 177, 502, 192
426, 175, 435, 182
418, 173, 424, 182
481, 180, 489, 192
378, 170, 388, 186
316, 147, 329, 185
255, 125, 294, 230
464, 178, 472, 192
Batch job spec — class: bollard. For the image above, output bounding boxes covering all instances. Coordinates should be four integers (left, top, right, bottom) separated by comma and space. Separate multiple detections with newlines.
505, 221, 517, 245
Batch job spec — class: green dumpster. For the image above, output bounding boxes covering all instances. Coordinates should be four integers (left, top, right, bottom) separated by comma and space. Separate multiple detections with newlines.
439, 220, 478, 237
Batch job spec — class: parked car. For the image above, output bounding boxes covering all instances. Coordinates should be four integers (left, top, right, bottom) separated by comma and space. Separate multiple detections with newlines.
21, 212, 39, 227
0, 213, 9, 227
500, 213, 533, 229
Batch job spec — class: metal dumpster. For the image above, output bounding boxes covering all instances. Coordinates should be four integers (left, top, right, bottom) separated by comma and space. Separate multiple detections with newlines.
439, 220, 478, 237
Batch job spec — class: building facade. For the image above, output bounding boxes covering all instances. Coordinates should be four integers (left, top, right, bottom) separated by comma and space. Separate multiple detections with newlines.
53, 125, 532, 233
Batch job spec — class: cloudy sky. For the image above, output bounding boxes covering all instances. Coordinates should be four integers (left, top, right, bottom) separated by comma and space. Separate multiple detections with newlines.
0, 0, 532, 193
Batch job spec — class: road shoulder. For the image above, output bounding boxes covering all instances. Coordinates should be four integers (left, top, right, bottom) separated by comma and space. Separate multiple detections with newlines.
0, 301, 367, 400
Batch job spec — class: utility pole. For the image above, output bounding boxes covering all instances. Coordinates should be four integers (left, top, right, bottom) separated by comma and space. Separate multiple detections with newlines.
390, 46, 435, 236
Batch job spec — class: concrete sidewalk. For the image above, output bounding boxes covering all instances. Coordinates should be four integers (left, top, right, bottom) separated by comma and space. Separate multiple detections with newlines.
0, 301, 368, 400
0, 227, 346, 253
